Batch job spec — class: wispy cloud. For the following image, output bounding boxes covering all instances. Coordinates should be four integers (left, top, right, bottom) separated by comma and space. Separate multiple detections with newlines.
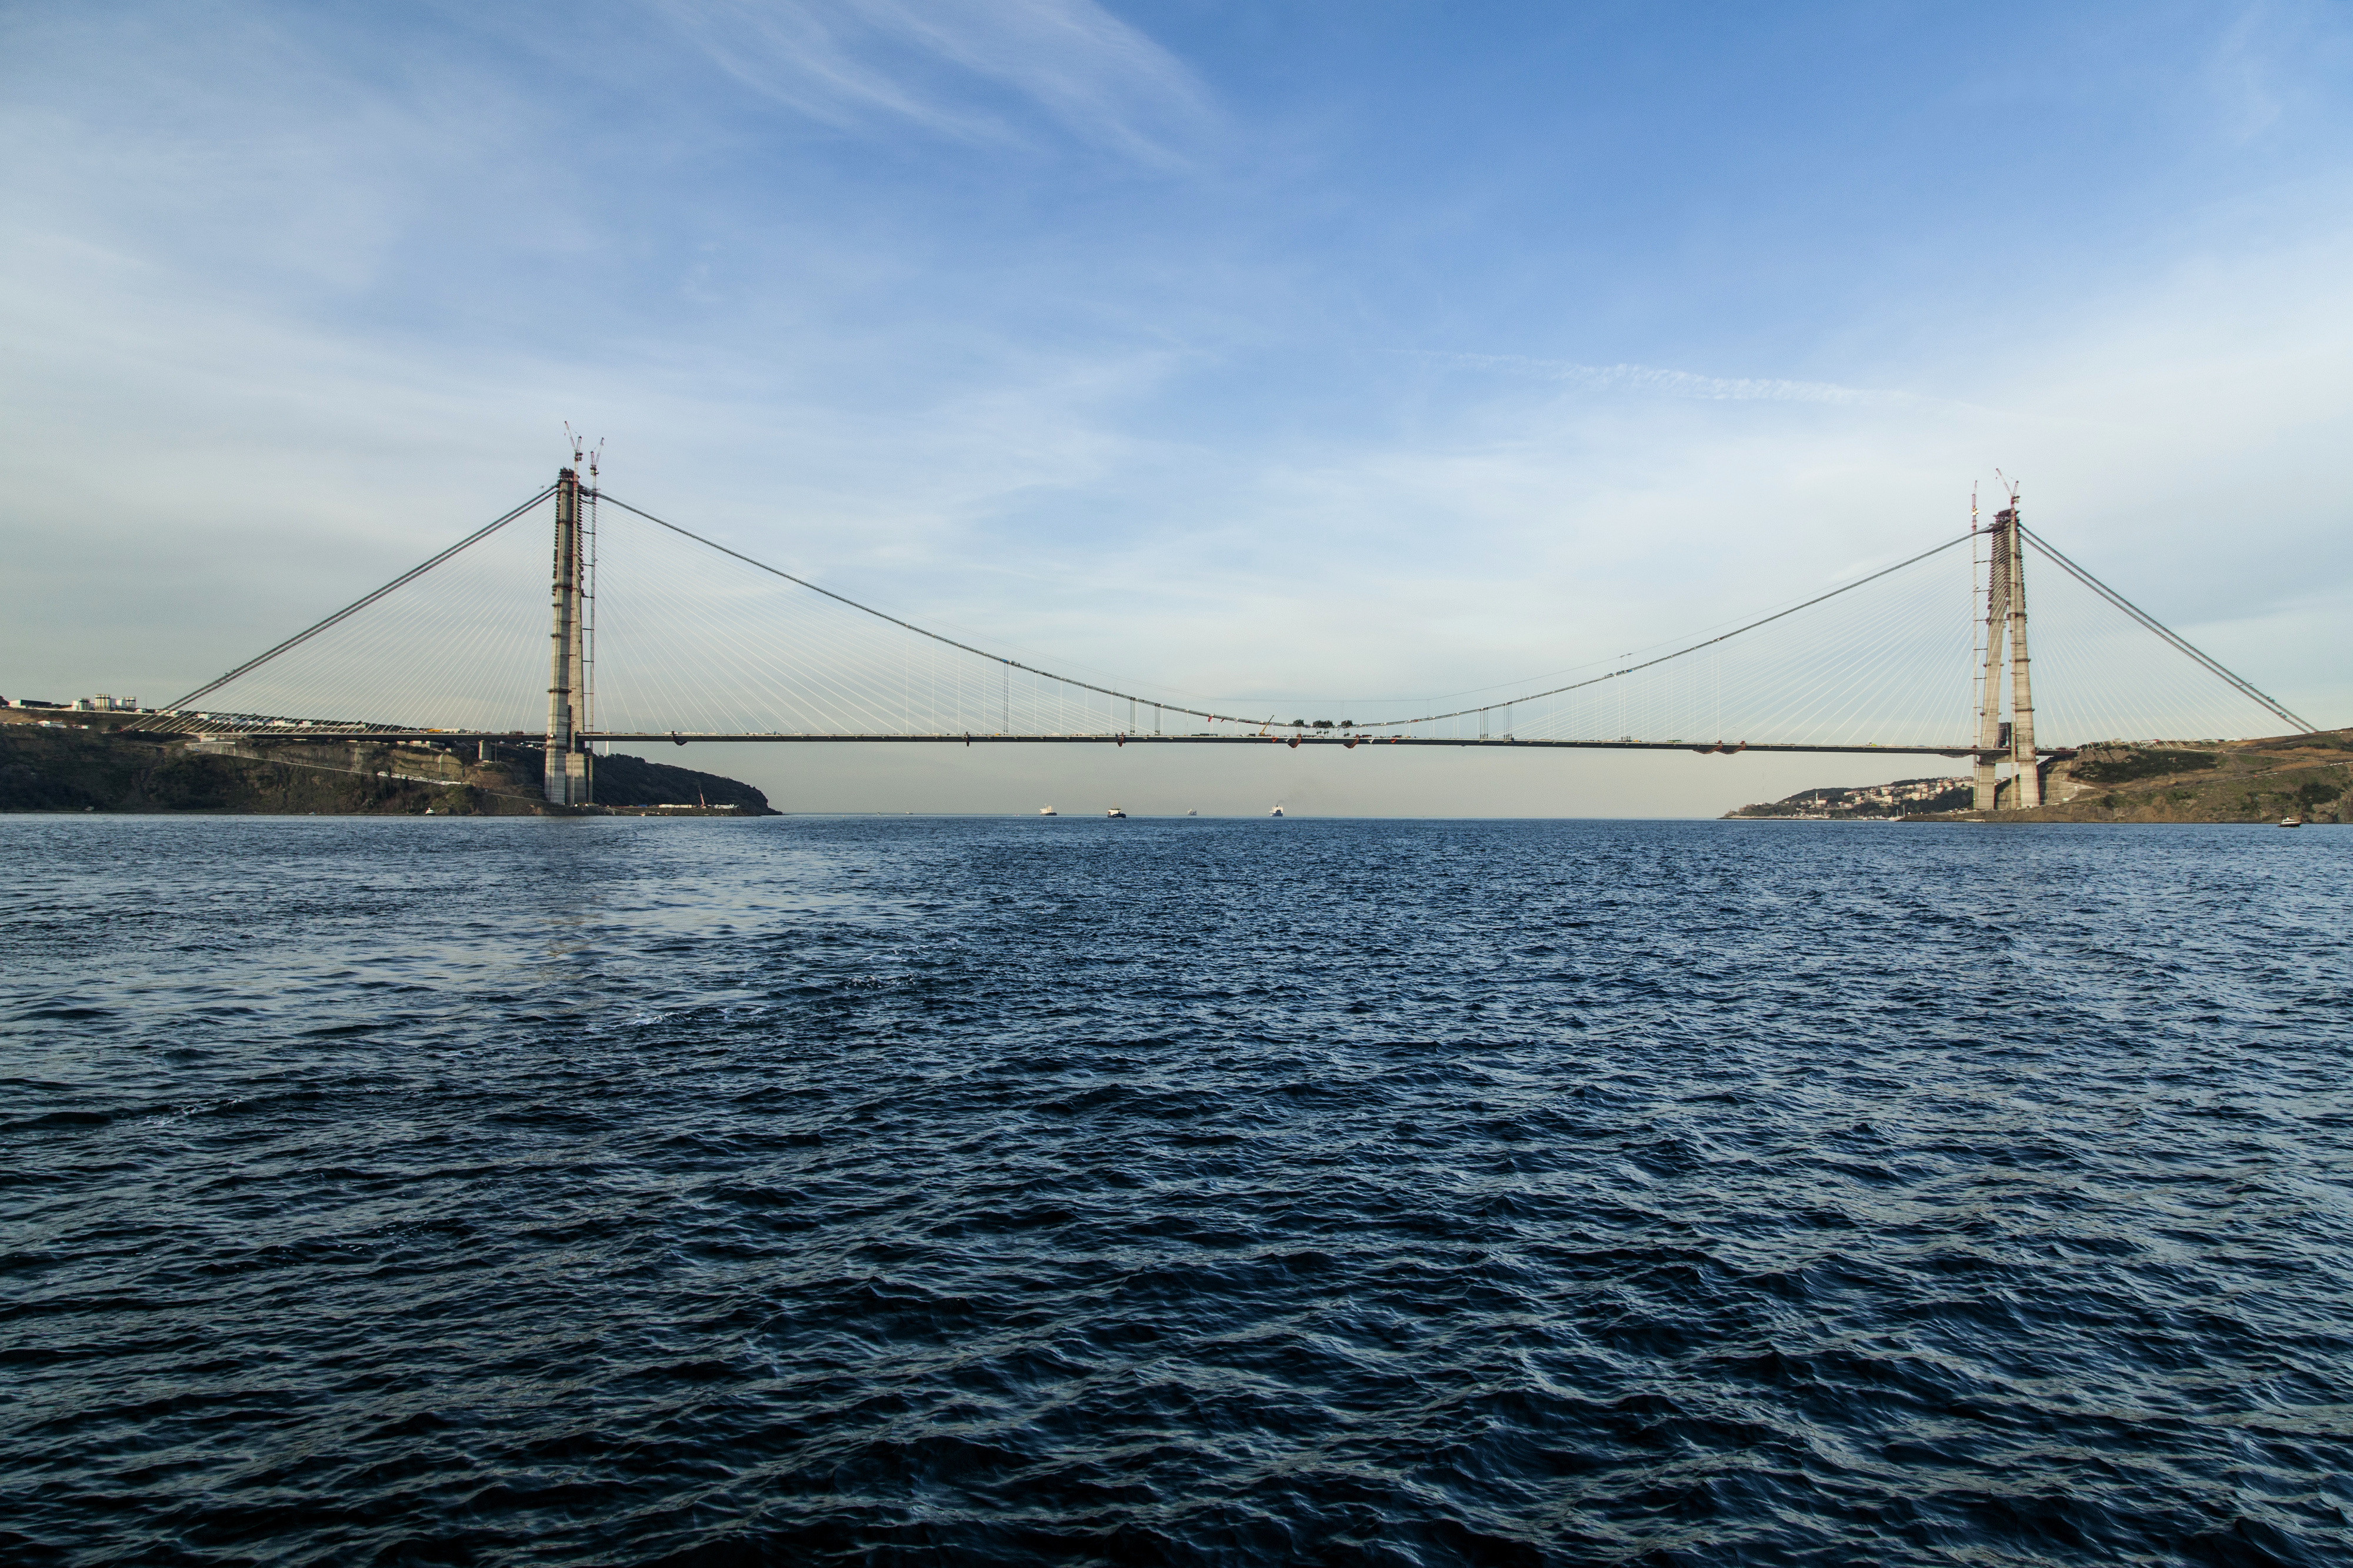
652, 0, 1214, 166
1422, 352, 1917, 406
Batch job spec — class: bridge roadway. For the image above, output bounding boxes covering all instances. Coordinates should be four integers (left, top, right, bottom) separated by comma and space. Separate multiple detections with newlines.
215, 730, 2060, 760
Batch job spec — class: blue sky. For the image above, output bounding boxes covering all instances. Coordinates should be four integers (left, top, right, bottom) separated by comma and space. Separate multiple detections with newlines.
4, 1, 2348, 812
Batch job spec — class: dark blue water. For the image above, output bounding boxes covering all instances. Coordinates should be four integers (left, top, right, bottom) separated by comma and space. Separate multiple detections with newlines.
5, 816, 2351, 1566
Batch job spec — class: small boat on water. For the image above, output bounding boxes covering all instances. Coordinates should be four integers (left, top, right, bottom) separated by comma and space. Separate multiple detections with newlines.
2282, 816, 2302, 828
1269, 805, 1285, 818
1185, 809, 1198, 816
1106, 806, 1127, 818
1039, 806, 1057, 816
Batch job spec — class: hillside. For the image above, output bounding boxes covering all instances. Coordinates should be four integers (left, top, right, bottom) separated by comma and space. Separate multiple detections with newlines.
1726, 728, 2352, 824
0, 718, 774, 816
1725, 775, 1974, 819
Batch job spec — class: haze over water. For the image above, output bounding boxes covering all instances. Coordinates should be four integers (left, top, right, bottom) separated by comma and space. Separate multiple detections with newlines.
6, 815, 2351, 1564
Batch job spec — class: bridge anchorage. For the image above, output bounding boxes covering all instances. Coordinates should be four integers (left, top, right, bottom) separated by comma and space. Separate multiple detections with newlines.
133, 457, 2317, 810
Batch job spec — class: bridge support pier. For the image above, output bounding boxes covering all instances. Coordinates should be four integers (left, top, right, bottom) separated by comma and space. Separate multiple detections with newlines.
1972, 492, 2040, 811
545, 465, 593, 805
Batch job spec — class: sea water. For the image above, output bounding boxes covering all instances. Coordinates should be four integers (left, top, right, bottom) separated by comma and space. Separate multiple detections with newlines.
4, 815, 2349, 1563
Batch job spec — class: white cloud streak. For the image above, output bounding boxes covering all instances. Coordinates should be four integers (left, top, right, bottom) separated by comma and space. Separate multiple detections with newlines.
651, 0, 1215, 166
1422, 352, 1918, 407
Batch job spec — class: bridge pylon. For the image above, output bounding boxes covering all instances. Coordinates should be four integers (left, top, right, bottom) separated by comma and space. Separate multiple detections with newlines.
544, 463, 593, 805
1972, 488, 2039, 811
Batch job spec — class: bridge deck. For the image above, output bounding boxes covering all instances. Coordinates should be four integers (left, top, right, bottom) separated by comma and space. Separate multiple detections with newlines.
192, 730, 2039, 759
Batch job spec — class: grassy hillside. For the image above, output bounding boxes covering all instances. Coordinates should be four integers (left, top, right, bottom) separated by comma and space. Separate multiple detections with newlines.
1990, 730, 2352, 823
1726, 729, 2352, 824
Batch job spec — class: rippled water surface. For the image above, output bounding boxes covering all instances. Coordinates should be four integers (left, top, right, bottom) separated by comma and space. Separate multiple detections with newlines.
5, 815, 2351, 1566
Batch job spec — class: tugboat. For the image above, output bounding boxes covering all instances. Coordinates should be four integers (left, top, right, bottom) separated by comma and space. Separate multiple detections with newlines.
1038, 805, 1057, 816
1106, 806, 1127, 819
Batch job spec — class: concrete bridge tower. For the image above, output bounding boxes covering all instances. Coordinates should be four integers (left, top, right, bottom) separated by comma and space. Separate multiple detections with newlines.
1972, 491, 2039, 811
544, 465, 592, 805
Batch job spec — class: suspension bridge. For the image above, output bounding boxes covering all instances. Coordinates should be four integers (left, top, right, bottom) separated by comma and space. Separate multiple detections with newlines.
132, 458, 2318, 810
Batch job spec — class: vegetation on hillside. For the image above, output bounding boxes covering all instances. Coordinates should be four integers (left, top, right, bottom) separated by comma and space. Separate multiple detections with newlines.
1725, 729, 2351, 825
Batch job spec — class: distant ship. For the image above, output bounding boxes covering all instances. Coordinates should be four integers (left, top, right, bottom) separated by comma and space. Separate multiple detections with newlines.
1039, 806, 1056, 816
1106, 807, 1126, 818
1185, 809, 1197, 816
1269, 805, 1285, 818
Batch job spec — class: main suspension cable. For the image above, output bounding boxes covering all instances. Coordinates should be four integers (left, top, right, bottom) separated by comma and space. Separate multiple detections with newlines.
601, 489, 1979, 734
1363, 532, 1975, 729
596, 490, 1254, 729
